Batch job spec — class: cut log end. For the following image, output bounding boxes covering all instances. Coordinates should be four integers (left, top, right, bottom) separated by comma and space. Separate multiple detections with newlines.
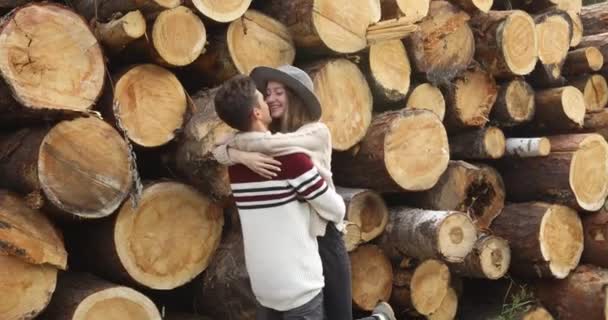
152, 6, 206, 66
350, 245, 393, 311
586, 47, 604, 71
369, 40, 411, 103
312, 0, 370, 53
478, 236, 511, 279
190, 0, 252, 22
95, 10, 146, 54
72, 286, 161, 320
447, 66, 498, 131
540, 205, 583, 279
343, 189, 388, 242
570, 135, 608, 211
438, 212, 477, 262
507, 79, 535, 120
343, 222, 362, 252
384, 110, 449, 191
484, 127, 507, 159
0, 255, 57, 320
227, 10, 295, 76
387, 0, 430, 22
522, 307, 554, 320
427, 287, 458, 320
0, 3, 105, 112
568, 10, 582, 47
405, 83, 446, 120
535, 13, 572, 78
38, 117, 133, 218
582, 75, 608, 112
562, 86, 587, 125
471, 0, 493, 12
115, 64, 187, 147
411, 259, 450, 316
502, 11, 539, 75
114, 182, 224, 290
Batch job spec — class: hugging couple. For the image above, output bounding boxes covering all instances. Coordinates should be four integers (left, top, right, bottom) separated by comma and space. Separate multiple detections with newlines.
212, 65, 397, 320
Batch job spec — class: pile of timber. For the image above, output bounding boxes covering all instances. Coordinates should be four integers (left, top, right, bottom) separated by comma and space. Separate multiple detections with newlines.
4, 0, 608, 319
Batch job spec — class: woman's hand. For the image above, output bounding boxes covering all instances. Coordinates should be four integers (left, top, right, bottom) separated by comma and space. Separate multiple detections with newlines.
228, 148, 281, 179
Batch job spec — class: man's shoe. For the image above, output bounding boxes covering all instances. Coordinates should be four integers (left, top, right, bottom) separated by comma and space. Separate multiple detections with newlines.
372, 301, 397, 320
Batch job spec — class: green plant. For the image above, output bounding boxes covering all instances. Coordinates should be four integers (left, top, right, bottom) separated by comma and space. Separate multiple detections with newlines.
496, 278, 535, 320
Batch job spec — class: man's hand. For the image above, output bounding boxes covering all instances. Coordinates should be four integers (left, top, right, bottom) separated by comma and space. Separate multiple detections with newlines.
229, 148, 281, 179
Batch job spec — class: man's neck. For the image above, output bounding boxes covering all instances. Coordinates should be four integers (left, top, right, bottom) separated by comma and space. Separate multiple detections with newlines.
249, 121, 269, 133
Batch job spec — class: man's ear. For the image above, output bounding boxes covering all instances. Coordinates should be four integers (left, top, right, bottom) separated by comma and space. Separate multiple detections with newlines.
250, 106, 261, 121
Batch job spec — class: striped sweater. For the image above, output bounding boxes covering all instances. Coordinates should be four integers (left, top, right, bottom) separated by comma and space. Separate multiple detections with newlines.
228, 152, 346, 311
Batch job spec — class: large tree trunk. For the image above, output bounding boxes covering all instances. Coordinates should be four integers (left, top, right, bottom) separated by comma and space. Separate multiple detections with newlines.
0, 3, 105, 123
187, 0, 251, 22
0, 117, 133, 219
405, 83, 446, 121
379, 207, 477, 263
39, 272, 161, 320
260, 0, 373, 55
582, 2, 608, 36
569, 74, 608, 113
70, 0, 179, 21
491, 202, 583, 279
443, 65, 498, 133
449, 127, 506, 160
379, 0, 430, 23
404, 1, 475, 84
93, 10, 147, 55
534, 10, 574, 81
350, 245, 393, 311
333, 109, 449, 192
470, 10, 538, 78
66, 181, 224, 290
190, 9, 295, 86
305, 58, 373, 151
491, 79, 536, 127
0, 254, 58, 320
447, 235, 511, 280
535, 265, 608, 320
562, 47, 604, 76
0, 190, 67, 270
581, 209, 608, 268
194, 231, 257, 320
165, 87, 237, 203
404, 161, 505, 230
532, 86, 586, 130
337, 187, 389, 244
497, 133, 608, 211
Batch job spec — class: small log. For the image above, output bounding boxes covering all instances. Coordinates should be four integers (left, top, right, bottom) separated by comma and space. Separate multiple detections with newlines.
404, 161, 505, 229
261, 0, 373, 55
470, 10, 538, 78
360, 40, 411, 110
0, 190, 67, 270
380, 0, 430, 23
390, 259, 451, 316
70, 0, 179, 21
109, 64, 187, 148
534, 10, 573, 81
0, 3, 105, 121
450, 127, 506, 160
491, 202, 583, 279
569, 10, 583, 47
0, 117, 133, 219
67, 181, 224, 290
443, 65, 498, 133
336, 187, 389, 242
305, 58, 373, 151
379, 207, 476, 262
350, 245, 393, 311
187, 0, 251, 22
39, 272, 161, 320
333, 109, 449, 192
190, 9, 295, 86
504, 0, 581, 13
0, 255, 58, 320
569, 74, 608, 113
582, 2, 608, 36
533, 86, 586, 130
428, 287, 459, 320
93, 10, 146, 55
405, 83, 446, 121
344, 222, 364, 252
447, 235, 511, 280
448, 0, 492, 13
404, 1, 475, 83
491, 79, 535, 127
579, 33, 608, 63
536, 265, 608, 320
581, 209, 608, 267
562, 47, 604, 76
505, 137, 552, 157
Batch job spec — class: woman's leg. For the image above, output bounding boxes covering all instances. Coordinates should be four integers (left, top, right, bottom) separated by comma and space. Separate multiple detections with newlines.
317, 222, 353, 320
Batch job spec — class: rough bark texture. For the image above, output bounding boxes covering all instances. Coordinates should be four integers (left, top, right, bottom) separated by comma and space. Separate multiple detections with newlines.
562, 47, 604, 76
491, 79, 535, 126
93, 10, 147, 55
580, 33, 608, 63
449, 0, 493, 13
70, 0, 180, 21
532, 86, 586, 131
449, 127, 506, 159
581, 209, 608, 268
503, 0, 581, 13
447, 235, 511, 279
582, 2, 608, 36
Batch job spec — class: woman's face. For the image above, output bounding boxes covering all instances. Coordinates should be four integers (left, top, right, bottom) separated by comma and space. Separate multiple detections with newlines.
265, 81, 288, 119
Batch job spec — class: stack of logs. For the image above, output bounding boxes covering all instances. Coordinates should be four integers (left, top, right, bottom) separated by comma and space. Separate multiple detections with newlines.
3, 0, 608, 319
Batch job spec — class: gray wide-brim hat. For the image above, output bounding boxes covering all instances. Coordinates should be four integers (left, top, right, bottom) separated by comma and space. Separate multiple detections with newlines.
250, 65, 322, 121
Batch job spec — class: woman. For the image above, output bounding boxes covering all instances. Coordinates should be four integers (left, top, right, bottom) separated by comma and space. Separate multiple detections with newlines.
213, 65, 396, 320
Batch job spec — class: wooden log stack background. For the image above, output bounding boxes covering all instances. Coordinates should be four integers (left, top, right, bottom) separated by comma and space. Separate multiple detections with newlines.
3, 0, 608, 319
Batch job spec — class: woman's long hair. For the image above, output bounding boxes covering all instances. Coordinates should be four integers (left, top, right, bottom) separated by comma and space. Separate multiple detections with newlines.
270, 88, 318, 133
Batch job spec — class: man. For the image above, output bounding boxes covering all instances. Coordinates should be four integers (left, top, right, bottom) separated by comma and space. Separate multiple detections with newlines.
214, 74, 396, 320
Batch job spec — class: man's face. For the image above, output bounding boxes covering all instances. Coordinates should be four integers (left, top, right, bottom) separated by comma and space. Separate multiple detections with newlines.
253, 90, 272, 127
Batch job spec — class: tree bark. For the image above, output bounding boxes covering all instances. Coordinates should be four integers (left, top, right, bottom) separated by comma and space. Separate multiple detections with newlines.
350, 245, 393, 311
534, 10, 574, 81
450, 127, 506, 160
491, 79, 535, 127
70, 0, 180, 22
470, 10, 538, 78
378, 207, 477, 263
497, 133, 608, 211
580, 33, 608, 64
0, 190, 67, 270
581, 209, 608, 268
448, 0, 493, 13
0, 117, 133, 219
336, 187, 389, 242
569, 74, 608, 113
333, 109, 449, 192
404, 1, 475, 84
535, 265, 608, 320
532, 86, 586, 130
569, 10, 583, 47
39, 272, 161, 320
405, 83, 446, 121
491, 202, 583, 279
561, 47, 604, 76
505, 137, 552, 157
582, 2, 608, 36
447, 235, 511, 279
187, 0, 252, 23
66, 181, 224, 290
93, 10, 147, 55
501, 0, 581, 13
379, 0, 430, 23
